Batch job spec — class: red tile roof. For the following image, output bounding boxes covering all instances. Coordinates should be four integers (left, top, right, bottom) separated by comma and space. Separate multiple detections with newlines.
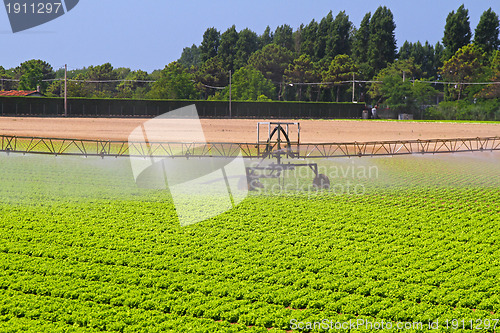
0, 90, 42, 96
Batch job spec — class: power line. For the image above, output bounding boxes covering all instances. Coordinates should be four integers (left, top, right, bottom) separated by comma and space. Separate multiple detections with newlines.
43, 78, 157, 83
415, 80, 500, 86
2, 77, 500, 86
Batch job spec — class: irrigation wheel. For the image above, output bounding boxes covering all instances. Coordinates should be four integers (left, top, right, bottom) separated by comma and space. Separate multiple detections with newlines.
245, 177, 264, 191
312, 174, 330, 189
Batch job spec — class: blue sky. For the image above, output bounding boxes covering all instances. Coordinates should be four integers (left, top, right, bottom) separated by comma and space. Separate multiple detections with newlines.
1, 0, 499, 73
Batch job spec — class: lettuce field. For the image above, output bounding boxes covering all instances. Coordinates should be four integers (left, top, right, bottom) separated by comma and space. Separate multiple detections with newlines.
0, 151, 499, 332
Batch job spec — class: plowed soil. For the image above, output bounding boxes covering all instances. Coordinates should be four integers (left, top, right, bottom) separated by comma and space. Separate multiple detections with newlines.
0, 117, 499, 143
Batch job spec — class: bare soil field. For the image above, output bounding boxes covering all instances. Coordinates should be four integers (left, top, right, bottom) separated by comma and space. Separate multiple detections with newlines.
0, 117, 499, 143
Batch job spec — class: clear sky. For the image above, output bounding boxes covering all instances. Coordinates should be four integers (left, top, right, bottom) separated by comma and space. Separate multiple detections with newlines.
1, 0, 499, 73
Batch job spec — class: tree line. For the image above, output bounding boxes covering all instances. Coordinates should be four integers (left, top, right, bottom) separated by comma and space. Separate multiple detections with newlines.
1, 5, 500, 119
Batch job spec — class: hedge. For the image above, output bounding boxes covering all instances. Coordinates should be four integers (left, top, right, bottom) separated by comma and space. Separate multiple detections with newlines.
0, 97, 364, 119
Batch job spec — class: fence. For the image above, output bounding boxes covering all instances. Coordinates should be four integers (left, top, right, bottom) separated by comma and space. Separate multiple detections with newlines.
0, 97, 364, 119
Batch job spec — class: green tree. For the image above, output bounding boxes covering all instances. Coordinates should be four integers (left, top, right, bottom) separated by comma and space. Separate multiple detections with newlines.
421, 41, 439, 78
399, 41, 439, 78
298, 20, 318, 59
284, 54, 319, 101
234, 28, 259, 70
368, 59, 436, 115
218, 25, 239, 72
328, 11, 353, 57
369, 58, 422, 102
434, 42, 445, 75
46, 81, 63, 97
0, 66, 15, 90
117, 70, 151, 98
114, 67, 131, 80
194, 56, 228, 98
179, 44, 202, 69
147, 62, 197, 100
477, 50, 500, 98
19, 65, 43, 91
248, 44, 294, 100
440, 44, 485, 100
213, 66, 275, 101
54, 67, 88, 80
442, 5, 471, 60
200, 27, 220, 62
379, 76, 436, 115
258, 26, 273, 49
65, 73, 92, 98
274, 24, 294, 52
315, 11, 334, 60
15, 59, 54, 92
474, 8, 500, 54
352, 12, 371, 65
86, 63, 118, 97
368, 6, 397, 73
322, 54, 357, 102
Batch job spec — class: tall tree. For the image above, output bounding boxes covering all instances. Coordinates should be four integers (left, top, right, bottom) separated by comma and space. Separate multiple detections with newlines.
179, 44, 202, 69
284, 54, 318, 101
113, 68, 131, 82
218, 25, 239, 72
194, 56, 228, 98
352, 12, 371, 65
315, 11, 334, 60
322, 54, 357, 102
379, 76, 436, 115
369, 58, 422, 101
477, 50, 500, 98
298, 20, 318, 59
328, 11, 353, 57
474, 8, 500, 54
215, 66, 275, 101
440, 44, 485, 100
117, 70, 151, 98
399, 41, 438, 78
369, 58, 436, 114
368, 6, 397, 73
421, 41, 438, 78
15, 59, 54, 92
434, 42, 445, 76
259, 26, 273, 49
200, 27, 220, 62
86, 63, 118, 96
442, 5, 471, 60
234, 28, 259, 70
274, 24, 294, 52
248, 44, 294, 100
64, 73, 91, 98
18, 65, 43, 91
147, 62, 197, 100
0, 66, 15, 90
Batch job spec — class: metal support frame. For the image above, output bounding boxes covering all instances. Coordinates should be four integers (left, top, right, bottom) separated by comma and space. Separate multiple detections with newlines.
1, 135, 500, 158
247, 122, 324, 190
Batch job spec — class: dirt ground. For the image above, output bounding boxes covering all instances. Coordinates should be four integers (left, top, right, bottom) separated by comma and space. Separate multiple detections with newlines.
0, 117, 499, 143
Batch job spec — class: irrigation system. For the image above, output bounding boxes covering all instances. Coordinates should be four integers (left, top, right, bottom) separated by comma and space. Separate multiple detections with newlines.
2, 122, 499, 190
1, 134, 499, 159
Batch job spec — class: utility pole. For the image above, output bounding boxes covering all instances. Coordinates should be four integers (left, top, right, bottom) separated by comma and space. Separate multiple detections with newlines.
229, 70, 232, 118
64, 64, 67, 117
403, 71, 406, 83
352, 73, 355, 102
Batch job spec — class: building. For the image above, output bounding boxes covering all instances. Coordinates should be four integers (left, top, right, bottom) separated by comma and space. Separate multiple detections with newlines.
0, 90, 45, 97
